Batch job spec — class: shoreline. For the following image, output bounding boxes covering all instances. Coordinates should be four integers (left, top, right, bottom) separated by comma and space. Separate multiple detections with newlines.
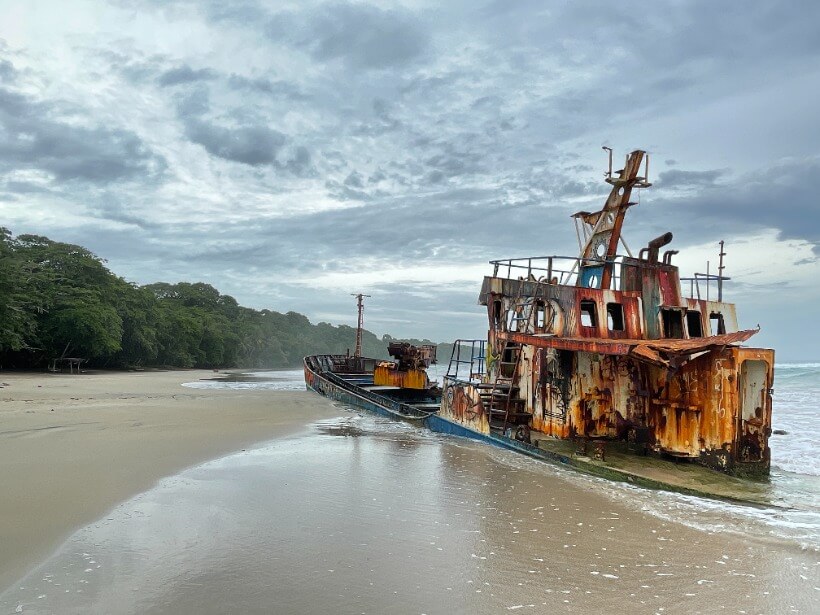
3, 406, 818, 614
0, 370, 339, 592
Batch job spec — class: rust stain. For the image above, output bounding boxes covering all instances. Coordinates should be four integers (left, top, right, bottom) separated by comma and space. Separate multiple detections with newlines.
374, 364, 429, 389
441, 381, 490, 435
373, 342, 437, 390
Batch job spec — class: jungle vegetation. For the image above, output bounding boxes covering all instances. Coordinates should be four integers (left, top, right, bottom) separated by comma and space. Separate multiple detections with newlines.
0, 229, 449, 370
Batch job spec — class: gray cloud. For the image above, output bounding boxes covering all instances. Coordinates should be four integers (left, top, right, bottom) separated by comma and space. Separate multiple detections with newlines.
225, 74, 309, 100
633, 157, 820, 253
158, 64, 217, 86
0, 58, 15, 81
267, 3, 429, 69
169, 184, 578, 278
0, 66, 165, 183
2, 180, 51, 194
174, 88, 314, 174
93, 196, 162, 230
325, 174, 372, 201
656, 169, 727, 189
98, 48, 171, 84
175, 86, 210, 116
716, 159, 819, 246
184, 118, 287, 166
182, 117, 314, 175
343, 171, 364, 188
425, 148, 483, 179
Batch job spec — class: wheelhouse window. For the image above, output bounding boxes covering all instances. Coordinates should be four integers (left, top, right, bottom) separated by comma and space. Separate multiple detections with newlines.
710, 311, 726, 335
580, 300, 597, 328
686, 310, 703, 337
661, 308, 684, 339
606, 302, 625, 332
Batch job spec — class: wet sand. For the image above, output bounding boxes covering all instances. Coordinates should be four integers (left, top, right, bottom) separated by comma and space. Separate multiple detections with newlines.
0, 370, 337, 591
1, 373, 818, 613
1, 414, 817, 614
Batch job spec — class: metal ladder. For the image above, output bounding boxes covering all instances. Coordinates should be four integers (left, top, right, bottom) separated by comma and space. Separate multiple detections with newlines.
480, 339, 530, 433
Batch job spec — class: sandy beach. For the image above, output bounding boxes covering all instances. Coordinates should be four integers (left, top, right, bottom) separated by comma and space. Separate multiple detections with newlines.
0, 369, 337, 591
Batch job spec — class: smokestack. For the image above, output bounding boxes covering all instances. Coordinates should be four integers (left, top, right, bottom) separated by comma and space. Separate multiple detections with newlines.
647, 232, 673, 263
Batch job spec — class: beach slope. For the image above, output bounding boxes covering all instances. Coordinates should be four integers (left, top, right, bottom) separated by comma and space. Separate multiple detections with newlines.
0, 370, 337, 590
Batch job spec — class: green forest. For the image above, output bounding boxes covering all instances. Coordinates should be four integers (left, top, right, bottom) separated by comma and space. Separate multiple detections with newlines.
0, 228, 449, 370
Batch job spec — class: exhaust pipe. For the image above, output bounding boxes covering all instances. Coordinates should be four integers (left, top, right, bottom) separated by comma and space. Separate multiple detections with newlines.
647, 232, 673, 263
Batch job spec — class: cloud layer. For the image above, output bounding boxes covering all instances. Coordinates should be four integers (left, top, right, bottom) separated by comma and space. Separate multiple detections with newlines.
1, 0, 819, 358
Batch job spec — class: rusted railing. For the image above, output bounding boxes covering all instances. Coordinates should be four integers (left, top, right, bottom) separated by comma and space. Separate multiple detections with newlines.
680, 273, 731, 302
490, 255, 729, 300
489, 255, 624, 288
445, 339, 486, 385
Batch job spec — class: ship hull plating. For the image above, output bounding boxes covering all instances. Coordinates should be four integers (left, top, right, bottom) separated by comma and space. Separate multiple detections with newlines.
304, 355, 774, 500
442, 344, 773, 477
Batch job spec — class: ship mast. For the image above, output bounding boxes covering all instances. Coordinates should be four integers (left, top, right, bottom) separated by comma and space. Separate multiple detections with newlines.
351, 293, 371, 358
573, 149, 651, 289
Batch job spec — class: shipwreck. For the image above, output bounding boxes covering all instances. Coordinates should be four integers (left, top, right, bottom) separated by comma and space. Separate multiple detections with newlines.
305, 148, 775, 493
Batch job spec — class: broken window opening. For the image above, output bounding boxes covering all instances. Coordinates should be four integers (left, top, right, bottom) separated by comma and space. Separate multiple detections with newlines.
661, 308, 684, 339
606, 303, 625, 332
687, 310, 703, 337
535, 301, 546, 332
710, 312, 726, 335
492, 299, 504, 330
580, 300, 597, 329
508, 303, 527, 332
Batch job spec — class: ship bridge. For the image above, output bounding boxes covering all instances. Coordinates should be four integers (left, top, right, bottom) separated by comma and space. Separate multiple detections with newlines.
479, 249, 753, 369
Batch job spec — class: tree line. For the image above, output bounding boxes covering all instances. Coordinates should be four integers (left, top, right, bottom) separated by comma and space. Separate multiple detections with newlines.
0, 229, 450, 370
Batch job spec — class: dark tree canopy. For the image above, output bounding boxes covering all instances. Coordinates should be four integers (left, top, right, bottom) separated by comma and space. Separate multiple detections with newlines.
0, 228, 448, 370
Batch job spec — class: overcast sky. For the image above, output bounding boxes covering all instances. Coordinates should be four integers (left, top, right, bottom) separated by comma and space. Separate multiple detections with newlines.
1, 1, 819, 360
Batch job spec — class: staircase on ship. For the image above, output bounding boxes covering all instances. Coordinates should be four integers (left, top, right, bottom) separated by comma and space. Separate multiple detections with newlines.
481, 281, 537, 434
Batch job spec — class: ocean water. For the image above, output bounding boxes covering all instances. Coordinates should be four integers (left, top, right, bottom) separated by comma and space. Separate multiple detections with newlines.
770, 363, 820, 477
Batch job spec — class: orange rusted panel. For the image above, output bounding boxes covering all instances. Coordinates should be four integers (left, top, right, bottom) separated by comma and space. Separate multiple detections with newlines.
373, 363, 430, 389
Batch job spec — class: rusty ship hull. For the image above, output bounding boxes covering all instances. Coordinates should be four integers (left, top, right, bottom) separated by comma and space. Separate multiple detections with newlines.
304, 352, 775, 504
304, 354, 441, 423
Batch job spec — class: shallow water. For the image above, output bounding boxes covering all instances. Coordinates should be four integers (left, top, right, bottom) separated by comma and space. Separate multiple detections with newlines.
182, 369, 306, 391
180, 366, 820, 550
2, 410, 817, 614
